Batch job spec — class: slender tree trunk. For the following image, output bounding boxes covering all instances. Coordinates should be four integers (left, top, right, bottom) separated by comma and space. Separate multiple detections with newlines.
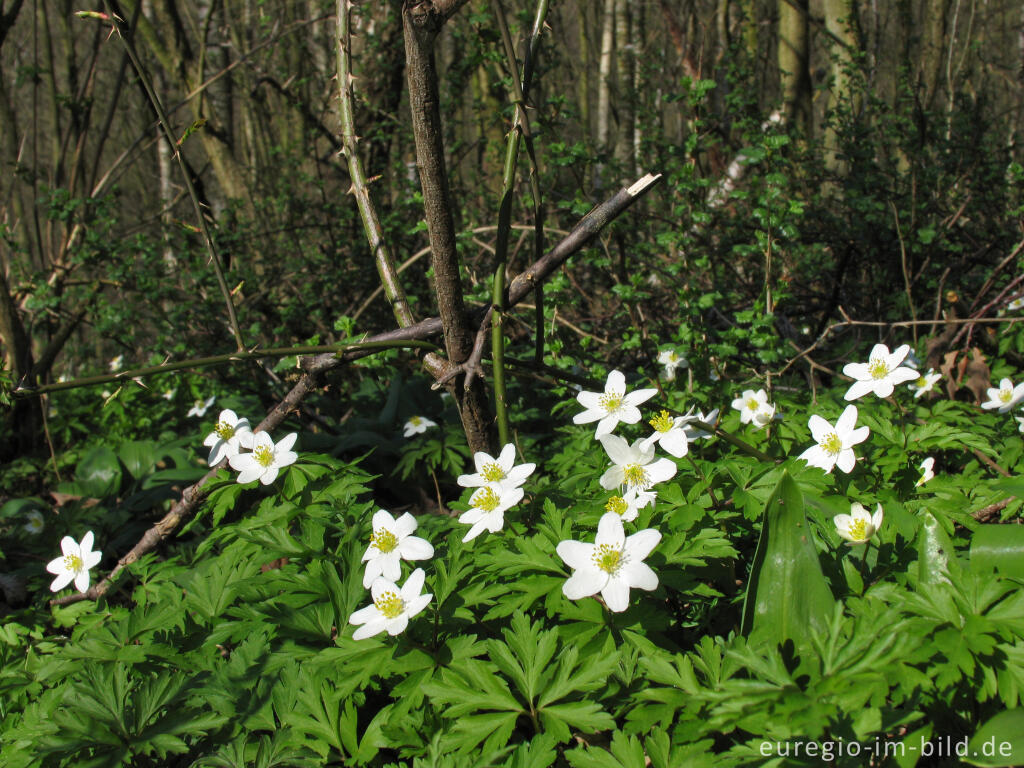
613, 0, 634, 175
919, 0, 947, 111
595, 0, 615, 187
402, 0, 491, 454
777, 0, 811, 132
823, 0, 861, 174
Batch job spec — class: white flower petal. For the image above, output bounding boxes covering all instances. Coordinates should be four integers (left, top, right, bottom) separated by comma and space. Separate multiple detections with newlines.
563, 568, 606, 600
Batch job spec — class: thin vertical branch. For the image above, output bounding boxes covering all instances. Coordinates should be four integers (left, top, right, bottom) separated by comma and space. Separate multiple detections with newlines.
98, 3, 246, 352
337, 0, 416, 330
488, 0, 550, 445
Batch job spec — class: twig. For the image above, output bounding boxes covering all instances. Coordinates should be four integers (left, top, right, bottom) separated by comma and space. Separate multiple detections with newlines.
891, 201, 917, 344
337, 0, 416, 330
487, 0, 551, 446
972, 497, 1015, 523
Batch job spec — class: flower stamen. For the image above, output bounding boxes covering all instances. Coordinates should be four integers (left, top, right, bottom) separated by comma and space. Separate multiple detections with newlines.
591, 543, 623, 574
649, 410, 674, 433
253, 445, 274, 467
606, 496, 628, 516
599, 392, 623, 413
374, 590, 405, 619
821, 432, 842, 456
63, 554, 82, 573
472, 486, 501, 512
370, 529, 398, 553
623, 463, 650, 489
847, 519, 868, 541
214, 421, 235, 439
868, 358, 889, 380
481, 462, 505, 482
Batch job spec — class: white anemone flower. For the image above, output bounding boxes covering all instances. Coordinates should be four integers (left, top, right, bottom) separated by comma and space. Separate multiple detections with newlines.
908, 369, 942, 398
639, 410, 690, 458
842, 344, 919, 400
46, 531, 102, 593
203, 409, 254, 465
1007, 296, 1024, 312
981, 378, 1024, 413
681, 408, 719, 441
459, 482, 524, 542
228, 431, 298, 485
798, 405, 870, 474
403, 416, 437, 437
657, 349, 688, 381
1016, 416, 1024, 433
573, 370, 657, 438
187, 396, 216, 418
916, 457, 935, 487
598, 434, 677, 492
556, 512, 661, 612
834, 503, 884, 545
604, 486, 655, 523
23, 510, 45, 535
361, 510, 434, 588
108, 354, 124, 372
731, 389, 775, 427
162, 388, 177, 401
457, 443, 535, 489
349, 568, 432, 640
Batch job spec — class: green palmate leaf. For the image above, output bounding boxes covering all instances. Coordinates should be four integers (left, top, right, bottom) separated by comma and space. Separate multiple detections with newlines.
965, 709, 1024, 767
565, 730, 646, 768
741, 471, 836, 647
971, 525, 1024, 580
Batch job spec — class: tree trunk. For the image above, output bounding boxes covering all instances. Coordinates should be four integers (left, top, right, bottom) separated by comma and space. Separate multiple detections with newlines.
823, 0, 861, 174
402, 0, 491, 454
777, 0, 811, 133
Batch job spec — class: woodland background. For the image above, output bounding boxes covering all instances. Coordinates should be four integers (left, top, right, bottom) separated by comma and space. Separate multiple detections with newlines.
1, 0, 1023, 490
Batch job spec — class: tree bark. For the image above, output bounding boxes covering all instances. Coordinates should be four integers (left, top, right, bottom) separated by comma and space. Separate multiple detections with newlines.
777, 0, 812, 132
402, 0, 492, 454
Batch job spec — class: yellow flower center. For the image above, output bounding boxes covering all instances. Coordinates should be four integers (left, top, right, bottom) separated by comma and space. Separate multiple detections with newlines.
592, 543, 623, 574
410, 416, 422, 426
868, 358, 890, 380
821, 432, 842, 456
847, 519, 869, 541
374, 590, 404, 619
746, 397, 759, 410
253, 445, 274, 467
63, 554, 83, 572
649, 410, 674, 433
481, 462, 505, 482
370, 529, 398, 553
915, 376, 927, 388
623, 463, 649, 489
999, 389, 1012, 403
472, 486, 501, 512
599, 392, 623, 413
605, 496, 628, 515
214, 421, 235, 440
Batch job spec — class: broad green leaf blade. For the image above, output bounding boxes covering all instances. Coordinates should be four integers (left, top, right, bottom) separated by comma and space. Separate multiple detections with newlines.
917, 510, 954, 585
965, 709, 1024, 766
75, 446, 123, 498
971, 525, 1024, 579
119, 440, 158, 480
740, 471, 835, 647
